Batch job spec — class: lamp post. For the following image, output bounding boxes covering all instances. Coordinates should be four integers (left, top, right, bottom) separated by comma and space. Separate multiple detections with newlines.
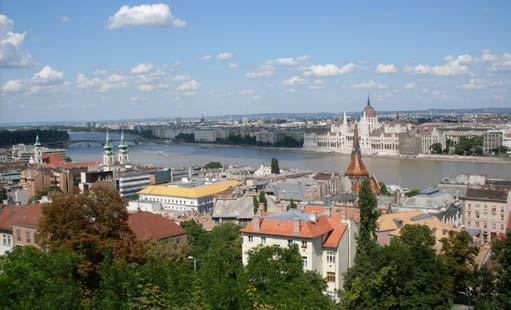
188, 256, 197, 271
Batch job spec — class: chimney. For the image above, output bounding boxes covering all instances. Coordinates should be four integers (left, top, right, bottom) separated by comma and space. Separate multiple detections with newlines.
253, 216, 261, 232
293, 219, 300, 236
310, 212, 318, 223
258, 203, 266, 213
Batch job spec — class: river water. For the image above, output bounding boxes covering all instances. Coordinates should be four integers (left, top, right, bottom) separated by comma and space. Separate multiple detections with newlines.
67, 132, 511, 190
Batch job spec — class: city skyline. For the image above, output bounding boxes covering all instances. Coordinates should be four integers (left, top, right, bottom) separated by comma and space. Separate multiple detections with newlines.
1, 1, 511, 123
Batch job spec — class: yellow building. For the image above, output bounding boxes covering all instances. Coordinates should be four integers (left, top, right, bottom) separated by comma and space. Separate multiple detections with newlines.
138, 180, 240, 213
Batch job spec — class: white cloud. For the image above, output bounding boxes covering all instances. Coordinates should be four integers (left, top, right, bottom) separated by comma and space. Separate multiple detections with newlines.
308, 79, 325, 90
0, 15, 33, 67
131, 62, 154, 74
138, 84, 155, 92
107, 4, 186, 29
412, 54, 472, 76
32, 66, 64, 85
481, 49, 498, 62
405, 82, 416, 89
106, 74, 127, 83
61, 16, 70, 23
375, 64, 397, 74
217, 52, 233, 60
172, 74, 190, 81
228, 63, 239, 69
491, 53, 511, 72
282, 75, 307, 87
76, 73, 127, 92
76, 74, 102, 89
177, 79, 200, 95
352, 80, 386, 89
304, 63, 356, 77
245, 64, 275, 79
199, 55, 212, 61
267, 55, 309, 66
1, 79, 24, 93
462, 79, 482, 89
93, 69, 107, 76
240, 88, 255, 95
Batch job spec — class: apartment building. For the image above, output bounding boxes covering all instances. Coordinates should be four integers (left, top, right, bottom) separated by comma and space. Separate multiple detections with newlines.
240, 208, 357, 301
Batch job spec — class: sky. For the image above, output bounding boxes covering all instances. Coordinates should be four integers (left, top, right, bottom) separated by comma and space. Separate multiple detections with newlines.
0, 1, 510, 123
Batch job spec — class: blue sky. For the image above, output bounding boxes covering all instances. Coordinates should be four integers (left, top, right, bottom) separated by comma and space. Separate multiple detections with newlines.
1, 1, 510, 123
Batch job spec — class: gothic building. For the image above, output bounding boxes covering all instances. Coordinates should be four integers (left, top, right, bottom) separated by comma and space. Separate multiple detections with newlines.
303, 97, 409, 155
102, 131, 130, 170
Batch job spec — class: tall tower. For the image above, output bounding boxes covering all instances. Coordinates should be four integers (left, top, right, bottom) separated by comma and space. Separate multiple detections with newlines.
33, 134, 43, 164
117, 131, 129, 165
102, 131, 115, 168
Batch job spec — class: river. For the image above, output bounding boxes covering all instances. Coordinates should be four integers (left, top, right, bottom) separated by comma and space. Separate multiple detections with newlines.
67, 132, 511, 189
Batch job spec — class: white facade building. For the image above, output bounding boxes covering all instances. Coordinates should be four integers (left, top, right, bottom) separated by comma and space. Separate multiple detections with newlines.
240, 209, 358, 301
303, 98, 404, 155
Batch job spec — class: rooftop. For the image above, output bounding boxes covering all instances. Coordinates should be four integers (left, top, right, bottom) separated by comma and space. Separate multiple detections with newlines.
139, 180, 241, 199
128, 211, 185, 240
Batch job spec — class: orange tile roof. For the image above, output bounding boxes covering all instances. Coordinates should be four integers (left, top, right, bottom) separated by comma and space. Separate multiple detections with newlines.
44, 161, 100, 169
128, 211, 186, 241
0, 204, 43, 230
323, 224, 347, 248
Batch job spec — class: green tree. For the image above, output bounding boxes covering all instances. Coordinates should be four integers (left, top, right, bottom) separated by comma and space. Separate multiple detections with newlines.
487, 230, 511, 308
378, 181, 389, 195
258, 191, 268, 211
439, 230, 478, 296
253, 196, 259, 214
0, 187, 6, 201
245, 244, 334, 309
181, 220, 210, 262
270, 157, 280, 174
204, 161, 222, 169
405, 189, 421, 197
430, 142, 443, 154
0, 246, 82, 309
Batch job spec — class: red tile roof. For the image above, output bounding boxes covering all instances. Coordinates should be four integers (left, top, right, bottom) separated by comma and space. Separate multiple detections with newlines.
128, 211, 186, 241
44, 161, 100, 169
0, 204, 43, 231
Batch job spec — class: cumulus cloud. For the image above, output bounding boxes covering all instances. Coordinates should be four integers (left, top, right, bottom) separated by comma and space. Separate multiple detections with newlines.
375, 64, 397, 74
245, 65, 275, 79
491, 53, 511, 72
1, 79, 24, 93
138, 84, 155, 92
76, 73, 126, 92
93, 69, 107, 76
352, 80, 386, 89
405, 82, 416, 89
462, 79, 482, 89
0, 15, 33, 67
199, 55, 212, 61
304, 63, 356, 77
411, 54, 472, 76
282, 75, 307, 87
131, 62, 154, 74
228, 63, 239, 69
217, 52, 233, 60
177, 79, 199, 95
61, 16, 70, 23
172, 74, 190, 81
267, 55, 309, 66
107, 4, 186, 29
32, 66, 64, 85
308, 79, 325, 90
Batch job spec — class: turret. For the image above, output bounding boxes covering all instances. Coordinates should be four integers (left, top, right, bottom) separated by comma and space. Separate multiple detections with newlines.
117, 131, 129, 165
103, 131, 115, 168
33, 133, 43, 164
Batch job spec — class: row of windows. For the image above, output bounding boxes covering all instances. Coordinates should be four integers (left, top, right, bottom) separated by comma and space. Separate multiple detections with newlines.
467, 204, 505, 213
247, 236, 308, 249
467, 221, 505, 230
15, 230, 33, 244
466, 211, 505, 221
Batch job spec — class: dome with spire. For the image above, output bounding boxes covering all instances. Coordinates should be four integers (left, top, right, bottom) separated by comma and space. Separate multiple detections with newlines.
362, 96, 377, 118
34, 134, 42, 147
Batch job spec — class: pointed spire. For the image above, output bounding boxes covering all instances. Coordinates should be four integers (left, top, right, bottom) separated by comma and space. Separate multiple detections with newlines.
367, 94, 371, 107
119, 131, 128, 149
343, 111, 347, 125
352, 123, 361, 155
34, 133, 41, 147
103, 131, 112, 150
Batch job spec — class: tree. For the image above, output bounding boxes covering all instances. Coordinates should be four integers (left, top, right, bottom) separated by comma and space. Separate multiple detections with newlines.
181, 220, 211, 262
245, 245, 334, 309
270, 157, 280, 174
483, 230, 511, 308
439, 230, 478, 297
37, 187, 140, 288
204, 161, 222, 169
253, 196, 259, 214
405, 189, 421, 197
0, 187, 6, 201
288, 199, 297, 209
430, 142, 443, 154
0, 246, 82, 309
342, 225, 453, 309
378, 181, 389, 195
357, 179, 379, 250
258, 191, 268, 211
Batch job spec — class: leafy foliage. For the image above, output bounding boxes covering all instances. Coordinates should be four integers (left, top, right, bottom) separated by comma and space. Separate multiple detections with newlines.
204, 161, 222, 169
0, 129, 69, 146
405, 188, 421, 197
258, 191, 268, 211
430, 142, 443, 154
271, 157, 280, 174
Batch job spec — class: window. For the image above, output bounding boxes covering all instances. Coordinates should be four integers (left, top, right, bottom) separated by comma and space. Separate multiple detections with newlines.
475, 211, 480, 219
327, 291, 337, 301
248, 236, 253, 243
467, 211, 471, 217
26, 231, 31, 244
302, 256, 308, 269
326, 251, 335, 264
326, 272, 336, 282
261, 237, 266, 245
2, 234, 11, 246
288, 239, 292, 246
475, 222, 479, 228
16, 230, 21, 242
301, 241, 307, 249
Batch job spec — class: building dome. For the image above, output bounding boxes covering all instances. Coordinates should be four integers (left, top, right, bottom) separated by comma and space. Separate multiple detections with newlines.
362, 97, 377, 118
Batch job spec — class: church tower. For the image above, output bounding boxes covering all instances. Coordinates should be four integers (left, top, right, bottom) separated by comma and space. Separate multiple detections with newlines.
33, 134, 43, 164
117, 131, 129, 165
102, 131, 115, 169
345, 124, 380, 193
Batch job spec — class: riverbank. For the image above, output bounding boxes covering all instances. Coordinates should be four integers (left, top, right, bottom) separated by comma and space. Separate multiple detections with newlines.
164, 141, 511, 164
